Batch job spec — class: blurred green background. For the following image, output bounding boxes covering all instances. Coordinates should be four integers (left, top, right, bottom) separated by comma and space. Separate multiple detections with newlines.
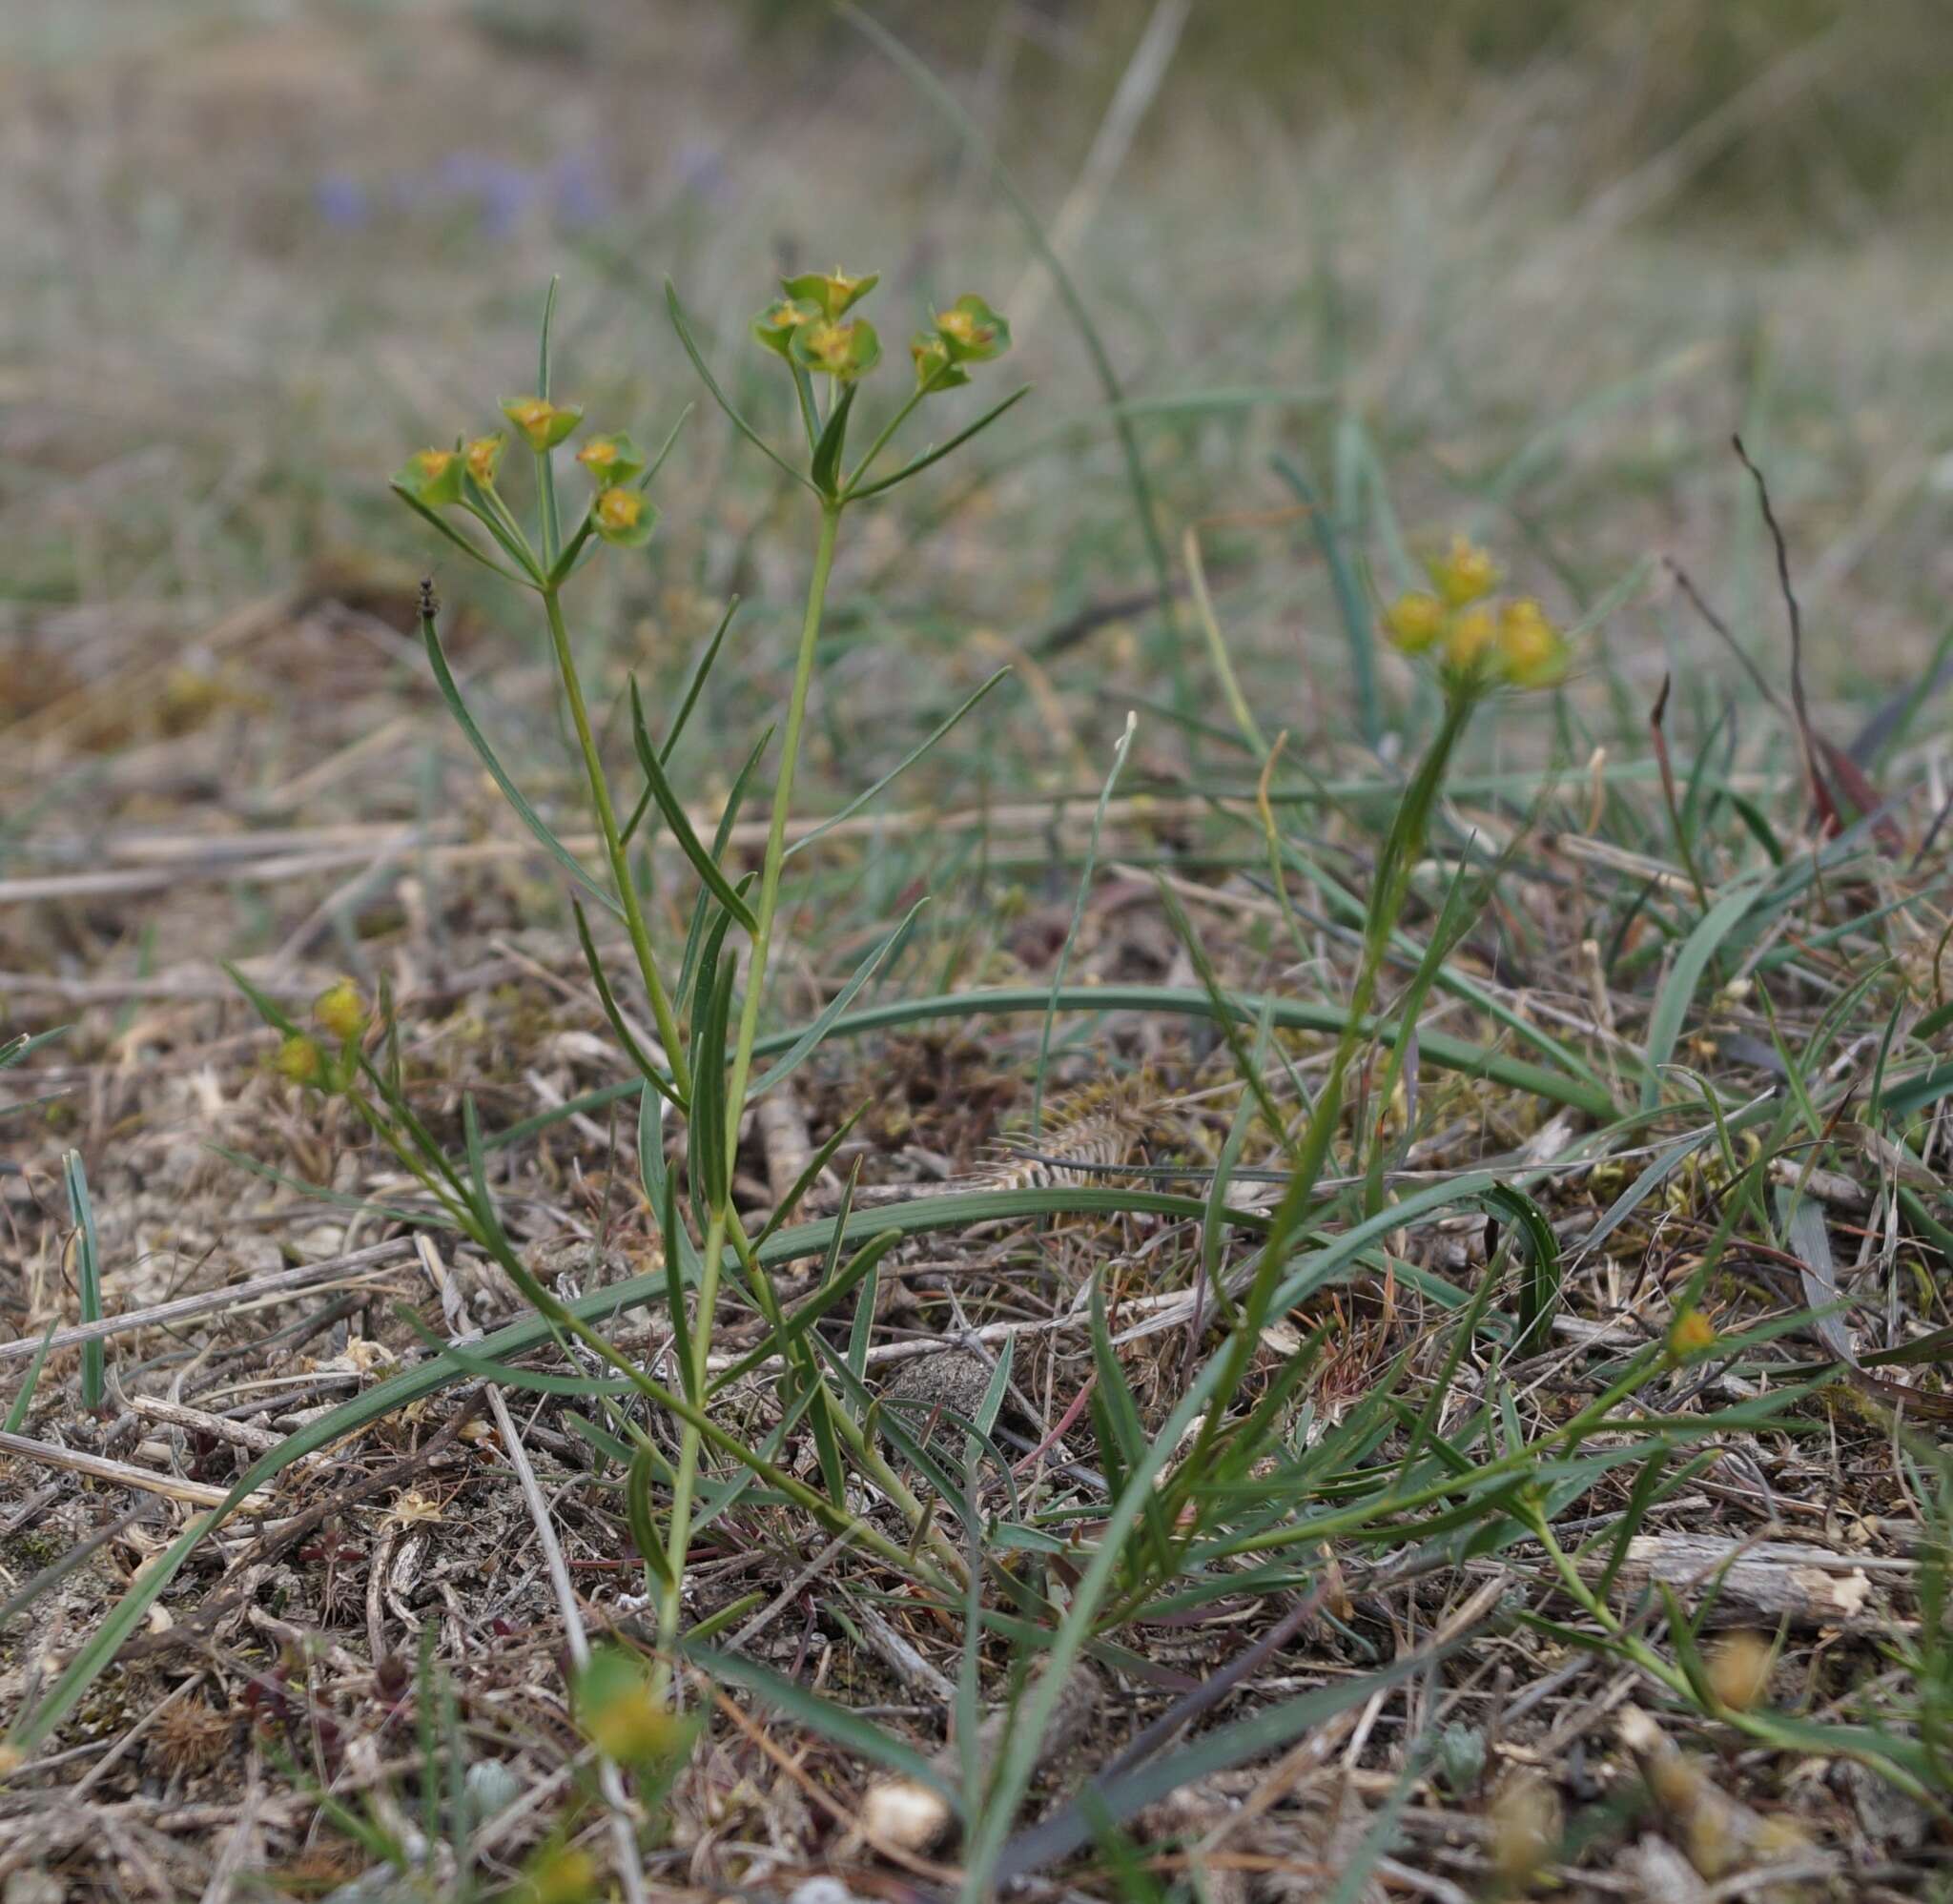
5, 0, 1951, 807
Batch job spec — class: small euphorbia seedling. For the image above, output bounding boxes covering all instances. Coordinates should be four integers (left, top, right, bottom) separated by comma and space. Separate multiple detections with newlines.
1382, 533, 1571, 695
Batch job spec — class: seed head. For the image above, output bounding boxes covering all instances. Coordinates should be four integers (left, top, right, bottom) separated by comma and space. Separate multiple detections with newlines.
934, 293, 1011, 362
593, 484, 655, 546
792, 317, 881, 382
1488, 1772, 1561, 1888
781, 266, 878, 319
396, 446, 464, 506
515, 1845, 597, 1904
577, 1648, 685, 1764
576, 433, 647, 487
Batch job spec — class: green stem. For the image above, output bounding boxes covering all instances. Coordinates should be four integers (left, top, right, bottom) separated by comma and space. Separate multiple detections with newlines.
656, 502, 844, 1689
724, 503, 843, 1136
1168, 691, 1478, 1509
843, 375, 936, 497
541, 587, 692, 1101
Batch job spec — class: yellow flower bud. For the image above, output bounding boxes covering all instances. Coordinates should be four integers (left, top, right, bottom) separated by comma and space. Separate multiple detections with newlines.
1497, 598, 1566, 687
1667, 1308, 1717, 1359
1443, 605, 1497, 671
463, 434, 504, 485
314, 978, 367, 1044
585, 1684, 682, 1762
501, 396, 583, 452
1383, 590, 1446, 653
807, 321, 855, 374
1429, 533, 1499, 607
596, 487, 641, 533
1488, 1772, 1561, 1888
411, 448, 455, 485
505, 398, 555, 446
516, 1845, 597, 1904
1705, 1630, 1773, 1711
578, 437, 622, 474
276, 1034, 325, 1088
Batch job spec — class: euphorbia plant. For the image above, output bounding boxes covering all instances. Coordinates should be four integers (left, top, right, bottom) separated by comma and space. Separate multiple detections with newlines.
1156, 533, 1574, 1541
373, 272, 1026, 1688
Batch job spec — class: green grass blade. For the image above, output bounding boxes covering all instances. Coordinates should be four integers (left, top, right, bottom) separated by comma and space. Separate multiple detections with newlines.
1032, 711, 1135, 1135
627, 678, 759, 932
63, 1152, 103, 1411
744, 899, 926, 1101
3, 1322, 57, 1433
849, 386, 1032, 500
783, 667, 1014, 861
835, 0, 1176, 626
664, 279, 815, 493
1641, 870, 1773, 1109
1271, 450, 1381, 748
421, 601, 621, 915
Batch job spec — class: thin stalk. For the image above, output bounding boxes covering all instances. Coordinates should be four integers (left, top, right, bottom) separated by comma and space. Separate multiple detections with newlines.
541, 586, 691, 1099
843, 373, 940, 497
1524, 1505, 1934, 1802
657, 502, 844, 1686
1167, 691, 1476, 1511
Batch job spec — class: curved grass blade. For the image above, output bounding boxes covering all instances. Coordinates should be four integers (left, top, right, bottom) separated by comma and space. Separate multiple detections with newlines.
744, 898, 926, 1101
487, 979, 1620, 1154
685, 1642, 951, 1799
389, 485, 537, 587
0, 1170, 1292, 1764
3, 1322, 57, 1433
1271, 450, 1380, 749
656, 595, 741, 768
1483, 1181, 1562, 1350
849, 385, 1032, 501
784, 668, 1014, 861
664, 280, 814, 493
1641, 870, 1773, 1109
627, 679, 758, 932
421, 602, 621, 916
571, 897, 679, 1108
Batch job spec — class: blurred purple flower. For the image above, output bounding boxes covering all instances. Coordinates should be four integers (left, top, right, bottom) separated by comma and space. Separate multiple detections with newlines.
549, 148, 612, 228
673, 141, 735, 205
324, 146, 619, 240
314, 174, 371, 228
436, 153, 539, 237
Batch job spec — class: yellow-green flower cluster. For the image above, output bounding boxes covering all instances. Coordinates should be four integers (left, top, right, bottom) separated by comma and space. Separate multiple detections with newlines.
750, 268, 1013, 397
575, 1648, 689, 1765
753, 266, 882, 383
910, 293, 1011, 394
395, 397, 657, 555
1381, 536, 1568, 690
274, 978, 371, 1095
